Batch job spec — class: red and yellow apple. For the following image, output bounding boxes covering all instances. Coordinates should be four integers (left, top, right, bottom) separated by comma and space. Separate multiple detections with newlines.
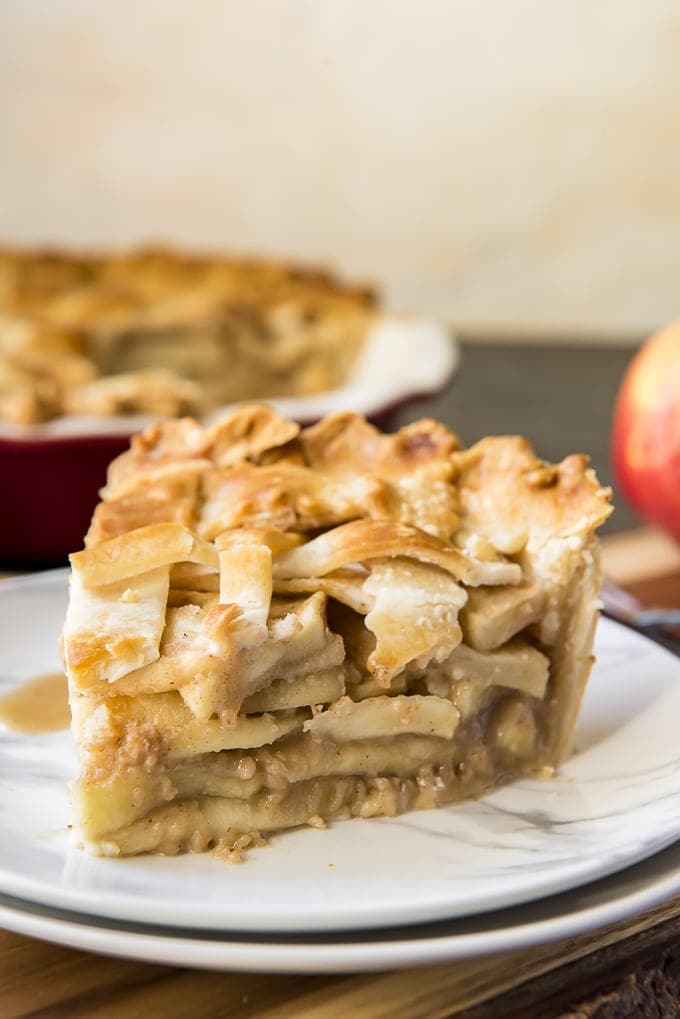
612, 321, 680, 541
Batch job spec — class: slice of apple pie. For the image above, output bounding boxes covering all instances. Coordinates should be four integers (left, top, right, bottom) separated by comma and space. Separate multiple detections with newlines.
62, 405, 612, 858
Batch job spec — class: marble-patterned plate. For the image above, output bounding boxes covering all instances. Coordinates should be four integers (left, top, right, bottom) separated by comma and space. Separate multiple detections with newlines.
0, 840, 679, 972
0, 570, 679, 935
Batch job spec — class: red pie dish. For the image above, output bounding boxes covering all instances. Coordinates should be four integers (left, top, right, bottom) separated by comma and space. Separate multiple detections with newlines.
2, 316, 458, 564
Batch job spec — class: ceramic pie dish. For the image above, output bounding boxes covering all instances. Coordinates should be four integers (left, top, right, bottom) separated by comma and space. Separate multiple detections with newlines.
1, 315, 458, 564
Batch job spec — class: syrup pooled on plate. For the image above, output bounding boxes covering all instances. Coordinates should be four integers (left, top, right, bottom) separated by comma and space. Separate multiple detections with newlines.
0, 672, 70, 734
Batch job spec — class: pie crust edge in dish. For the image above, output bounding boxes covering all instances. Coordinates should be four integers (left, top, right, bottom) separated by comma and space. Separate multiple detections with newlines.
0, 246, 376, 426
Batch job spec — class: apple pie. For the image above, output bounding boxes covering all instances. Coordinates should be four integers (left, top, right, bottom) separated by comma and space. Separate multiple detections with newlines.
62, 406, 612, 858
0, 247, 375, 425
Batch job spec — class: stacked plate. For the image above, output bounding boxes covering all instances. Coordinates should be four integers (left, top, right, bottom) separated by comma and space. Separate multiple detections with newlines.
1, 571, 679, 973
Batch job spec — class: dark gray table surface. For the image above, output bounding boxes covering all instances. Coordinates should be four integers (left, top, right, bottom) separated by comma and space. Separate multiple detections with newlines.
392, 343, 639, 534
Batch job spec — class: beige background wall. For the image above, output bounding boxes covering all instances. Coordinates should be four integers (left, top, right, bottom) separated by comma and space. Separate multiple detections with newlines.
1, 0, 679, 338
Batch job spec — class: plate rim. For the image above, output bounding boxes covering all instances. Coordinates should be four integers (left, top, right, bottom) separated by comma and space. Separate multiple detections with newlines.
0, 840, 679, 973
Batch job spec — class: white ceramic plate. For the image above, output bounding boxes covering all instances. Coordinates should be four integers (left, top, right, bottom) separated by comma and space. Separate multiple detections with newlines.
1, 571, 679, 934
0, 841, 679, 973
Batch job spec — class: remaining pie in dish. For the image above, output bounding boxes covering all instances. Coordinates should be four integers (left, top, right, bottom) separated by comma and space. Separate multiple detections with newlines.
0, 247, 375, 425
62, 405, 612, 858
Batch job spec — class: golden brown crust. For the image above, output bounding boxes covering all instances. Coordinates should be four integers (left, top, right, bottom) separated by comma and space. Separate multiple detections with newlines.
300, 413, 461, 476
86, 475, 200, 546
72, 522, 218, 586
455, 437, 613, 554
102, 418, 212, 499
207, 405, 301, 467
0, 246, 376, 424
272, 519, 475, 582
